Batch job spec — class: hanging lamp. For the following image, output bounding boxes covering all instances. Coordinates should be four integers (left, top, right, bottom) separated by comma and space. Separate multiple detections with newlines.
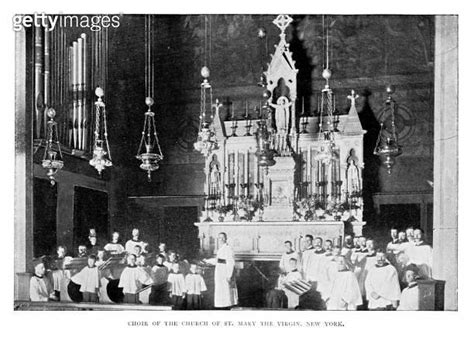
136, 15, 164, 182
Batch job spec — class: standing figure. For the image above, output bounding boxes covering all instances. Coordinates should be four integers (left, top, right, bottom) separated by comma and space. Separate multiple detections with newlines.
125, 228, 147, 255
204, 232, 238, 308
185, 262, 207, 310
168, 263, 186, 309
278, 258, 303, 309
119, 254, 153, 304
104, 231, 125, 255
346, 149, 361, 196
30, 261, 56, 302
209, 155, 221, 197
71, 255, 100, 302
326, 256, 362, 310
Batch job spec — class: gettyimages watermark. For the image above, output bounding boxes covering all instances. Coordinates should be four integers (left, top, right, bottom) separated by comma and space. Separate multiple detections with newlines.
12, 12, 121, 32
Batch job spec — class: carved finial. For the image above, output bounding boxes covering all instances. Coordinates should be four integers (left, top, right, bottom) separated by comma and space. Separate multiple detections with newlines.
347, 90, 359, 106
273, 14, 293, 35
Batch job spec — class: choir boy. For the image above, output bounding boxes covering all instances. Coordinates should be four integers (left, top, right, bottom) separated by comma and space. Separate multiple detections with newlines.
185, 262, 207, 310
125, 228, 147, 254
278, 258, 303, 309
168, 263, 186, 309
52, 245, 68, 299
149, 254, 169, 305
119, 254, 153, 304
158, 242, 168, 261
365, 251, 401, 310
398, 265, 420, 311
341, 234, 355, 261
398, 231, 408, 243
326, 256, 362, 310
71, 255, 100, 302
30, 261, 56, 302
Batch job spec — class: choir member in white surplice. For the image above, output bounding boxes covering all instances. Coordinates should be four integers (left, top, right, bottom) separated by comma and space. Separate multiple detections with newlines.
30, 261, 56, 302
278, 258, 302, 309
365, 251, 401, 310
204, 232, 238, 308
318, 245, 342, 301
326, 256, 362, 310
168, 263, 186, 309
125, 228, 147, 255
351, 236, 369, 297
398, 265, 420, 311
185, 263, 207, 310
279, 241, 300, 274
301, 235, 315, 280
71, 255, 100, 302
305, 237, 329, 295
404, 229, 433, 279
104, 231, 125, 255
119, 254, 153, 304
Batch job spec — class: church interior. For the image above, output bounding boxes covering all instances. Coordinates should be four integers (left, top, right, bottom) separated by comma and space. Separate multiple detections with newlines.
14, 14, 457, 311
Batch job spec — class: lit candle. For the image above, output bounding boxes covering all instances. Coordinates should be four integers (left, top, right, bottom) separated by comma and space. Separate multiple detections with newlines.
245, 100, 249, 119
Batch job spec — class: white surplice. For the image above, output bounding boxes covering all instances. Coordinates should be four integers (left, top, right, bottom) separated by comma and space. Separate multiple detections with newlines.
365, 263, 401, 309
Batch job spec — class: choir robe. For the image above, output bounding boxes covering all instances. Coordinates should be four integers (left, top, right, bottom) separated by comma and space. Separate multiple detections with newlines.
326, 269, 362, 311
30, 274, 53, 302
301, 247, 315, 280
317, 253, 337, 300
404, 242, 433, 278
279, 250, 300, 273
305, 249, 330, 291
397, 282, 419, 310
341, 245, 354, 263
125, 239, 147, 254
279, 269, 302, 309
103, 242, 125, 255
365, 263, 401, 309
351, 249, 369, 297
207, 243, 238, 308
71, 266, 100, 293
185, 273, 207, 310
118, 265, 152, 294
168, 272, 186, 296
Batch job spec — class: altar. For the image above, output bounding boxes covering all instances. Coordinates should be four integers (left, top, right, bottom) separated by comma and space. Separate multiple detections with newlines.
195, 221, 343, 261
194, 15, 366, 260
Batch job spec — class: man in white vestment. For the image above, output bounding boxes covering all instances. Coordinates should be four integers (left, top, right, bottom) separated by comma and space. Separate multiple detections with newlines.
326, 256, 362, 310
398, 264, 420, 310
205, 232, 238, 308
305, 237, 328, 295
404, 229, 433, 278
279, 241, 300, 274
30, 261, 57, 302
365, 251, 401, 310
125, 228, 147, 254
301, 234, 315, 280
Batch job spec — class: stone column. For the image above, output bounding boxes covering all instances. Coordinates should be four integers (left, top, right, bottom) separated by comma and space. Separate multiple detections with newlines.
15, 29, 34, 300
433, 15, 458, 311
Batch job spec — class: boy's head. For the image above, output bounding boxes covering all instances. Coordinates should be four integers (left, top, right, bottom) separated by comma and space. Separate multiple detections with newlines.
171, 263, 180, 273
398, 231, 407, 241
112, 231, 120, 242
89, 236, 97, 245
87, 255, 97, 267
97, 250, 105, 260
78, 245, 87, 256
404, 264, 419, 283
189, 263, 197, 274
57, 245, 66, 258
156, 254, 165, 265
168, 250, 177, 262
313, 237, 323, 248
376, 251, 387, 266
358, 236, 367, 247
324, 239, 333, 251
366, 239, 375, 251
390, 227, 398, 240
127, 254, 137, 266
132, 228, 140, 238
158, 242, 166, 252
304, 235, 313, 249
284, 240, 293, 253
134, 245, 142, 256
34, 262, 45, 276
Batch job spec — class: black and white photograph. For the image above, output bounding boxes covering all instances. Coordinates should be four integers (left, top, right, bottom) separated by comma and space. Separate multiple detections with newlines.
4, 1, 471, 335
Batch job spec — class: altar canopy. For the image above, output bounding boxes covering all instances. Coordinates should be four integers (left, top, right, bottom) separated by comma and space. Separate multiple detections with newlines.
195, 15, 366, 259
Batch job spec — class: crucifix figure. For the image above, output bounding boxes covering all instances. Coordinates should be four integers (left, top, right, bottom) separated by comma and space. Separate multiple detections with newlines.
347, 90, 359, 107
